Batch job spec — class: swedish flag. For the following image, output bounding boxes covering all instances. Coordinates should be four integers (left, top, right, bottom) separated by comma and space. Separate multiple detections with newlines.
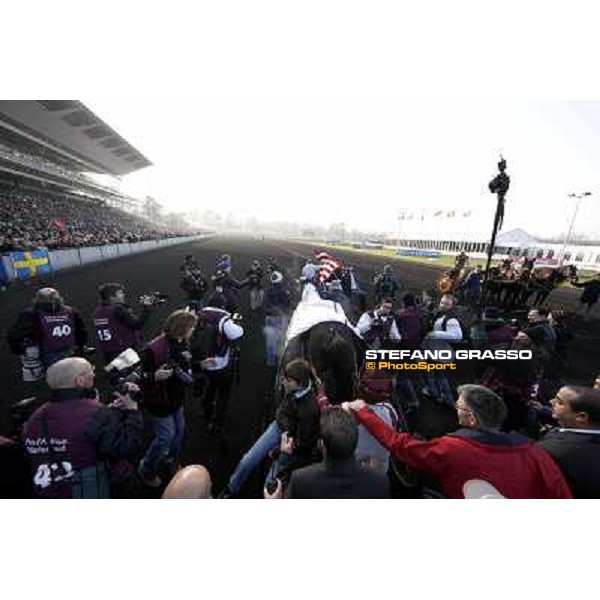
11, 249, 52, 280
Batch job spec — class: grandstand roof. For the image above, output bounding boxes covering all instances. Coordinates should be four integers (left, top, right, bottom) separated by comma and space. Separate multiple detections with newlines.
0, 101, 152, 176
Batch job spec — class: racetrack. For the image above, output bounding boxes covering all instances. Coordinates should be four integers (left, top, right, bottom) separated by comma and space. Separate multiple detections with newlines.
1, 234, 596, 497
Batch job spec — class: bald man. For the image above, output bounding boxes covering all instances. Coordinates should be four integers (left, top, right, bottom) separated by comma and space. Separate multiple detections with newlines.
8, 286, 88, 370
162, 465, 212, 499
22, 357, 143, 499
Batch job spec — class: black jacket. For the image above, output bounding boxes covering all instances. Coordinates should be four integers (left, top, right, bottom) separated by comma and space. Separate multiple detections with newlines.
287, 458, 390, 499
112, 303, 150, 331
275, 387, 320, 456
537, 428, 600, 499
140, 337, 192, 417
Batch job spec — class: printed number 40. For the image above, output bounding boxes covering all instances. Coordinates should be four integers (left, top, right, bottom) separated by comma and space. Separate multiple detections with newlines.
51, 324, 72, 337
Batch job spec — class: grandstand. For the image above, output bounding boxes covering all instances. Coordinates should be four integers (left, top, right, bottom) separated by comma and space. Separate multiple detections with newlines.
0, 101, 205, 255
0, 100, 150, 213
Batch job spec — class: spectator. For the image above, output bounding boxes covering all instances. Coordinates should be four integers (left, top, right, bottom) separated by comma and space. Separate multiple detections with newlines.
421, 293, 463, 406
394, 292, 424, 411
537, 386, 600, 498
463, 265, 483, 307
344, 384, 572, 499
162, 465, 212, 499
355, 372, 397, 473
220, 358, 320, 498
265, 408, 390, 499
525, 307, 557, 353
22, 357, 143, 498
0, 190, 196, 252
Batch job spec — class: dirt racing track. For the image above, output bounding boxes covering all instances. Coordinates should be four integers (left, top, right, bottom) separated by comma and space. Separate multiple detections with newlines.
0, 234, 595, 497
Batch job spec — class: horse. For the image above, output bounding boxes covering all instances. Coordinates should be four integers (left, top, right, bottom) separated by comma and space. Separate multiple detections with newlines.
280, 321, 361, 405
528, 266, 573, 306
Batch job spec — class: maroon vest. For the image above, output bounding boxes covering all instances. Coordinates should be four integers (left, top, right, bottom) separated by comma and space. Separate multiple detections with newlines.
23, 396, 103, 499
94, 304, 140, 354
397, 306, 423, 344
148, 335, 170, 365
363, 311, 394, 345
38, 306, 75, 354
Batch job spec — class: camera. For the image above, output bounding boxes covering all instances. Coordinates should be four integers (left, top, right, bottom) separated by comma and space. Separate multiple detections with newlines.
167, 363, 194, 385
139, 292, 169, 306
105, 348, 142, 397
10, 396, 41, 439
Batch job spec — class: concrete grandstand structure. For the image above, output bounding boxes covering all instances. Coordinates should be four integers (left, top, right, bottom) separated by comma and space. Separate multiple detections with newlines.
0, 100, 151, 212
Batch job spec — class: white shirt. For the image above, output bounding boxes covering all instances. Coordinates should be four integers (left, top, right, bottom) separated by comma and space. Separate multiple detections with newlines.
428, 315, 463, 341
357, 311, 401, 342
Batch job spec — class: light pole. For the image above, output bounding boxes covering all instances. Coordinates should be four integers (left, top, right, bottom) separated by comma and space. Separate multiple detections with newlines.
560, 191, 592, 264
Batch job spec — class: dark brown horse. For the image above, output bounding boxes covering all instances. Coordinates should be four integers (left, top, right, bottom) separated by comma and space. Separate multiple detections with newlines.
281, 321, 360, 404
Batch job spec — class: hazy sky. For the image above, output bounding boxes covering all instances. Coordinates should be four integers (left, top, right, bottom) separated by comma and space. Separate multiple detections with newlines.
71, 4, 600, 242
85, 98, 600, 240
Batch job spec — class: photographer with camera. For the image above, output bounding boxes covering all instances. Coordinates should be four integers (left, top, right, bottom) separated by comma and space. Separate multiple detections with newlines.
356, 297, 402, 351
94, 283, 153, 365
190, 294, 244, 442
138, 310, 198, 488
242, 260, 265, 311
8, 287, 88, 378
180, 265, 209, 304
21, 357, 143, 499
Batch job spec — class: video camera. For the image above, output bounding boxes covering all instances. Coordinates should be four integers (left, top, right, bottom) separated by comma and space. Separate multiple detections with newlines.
139, 292, 169, 306
104, 348, 142, 397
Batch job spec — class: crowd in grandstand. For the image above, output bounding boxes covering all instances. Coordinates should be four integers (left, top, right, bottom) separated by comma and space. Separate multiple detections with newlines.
0, 143, 112, 191
0, 192, 192, 252
1, 245, 599, 500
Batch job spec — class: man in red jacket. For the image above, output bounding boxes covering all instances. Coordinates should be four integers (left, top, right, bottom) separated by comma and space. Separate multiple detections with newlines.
343, 384, 571, 499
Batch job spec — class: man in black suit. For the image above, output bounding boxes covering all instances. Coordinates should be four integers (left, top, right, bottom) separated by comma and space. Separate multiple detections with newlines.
264, 408, 390, 499
537, 386, 600, 498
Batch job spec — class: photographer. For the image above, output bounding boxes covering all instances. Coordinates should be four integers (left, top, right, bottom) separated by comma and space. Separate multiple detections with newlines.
138, 310, 198, 488
180, 265, 208, 304
94, 283, 152, 365
8, 287, 88, 372
356, 297, 402, 351
22, 357, 143, 499
191, 294, 244, 441
242, 260, 265, 311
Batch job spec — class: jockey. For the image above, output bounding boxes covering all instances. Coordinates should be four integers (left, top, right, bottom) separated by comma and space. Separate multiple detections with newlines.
314, 250, 343, 286
285, 277, 361, 348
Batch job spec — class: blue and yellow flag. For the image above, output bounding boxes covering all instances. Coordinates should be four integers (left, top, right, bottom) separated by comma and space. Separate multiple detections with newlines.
11, 249, 52, 280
